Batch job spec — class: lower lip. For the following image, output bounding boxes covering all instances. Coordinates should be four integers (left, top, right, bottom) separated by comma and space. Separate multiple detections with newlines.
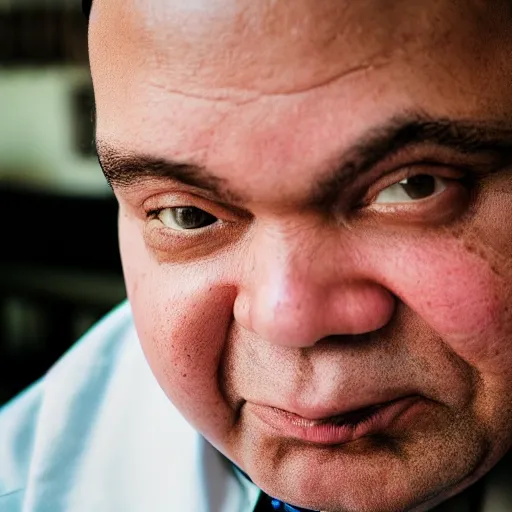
249, 396, 422, 445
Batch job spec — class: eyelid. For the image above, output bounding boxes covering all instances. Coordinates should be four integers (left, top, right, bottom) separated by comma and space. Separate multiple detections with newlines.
363, 164, 466, 206
142, 191, 243, 222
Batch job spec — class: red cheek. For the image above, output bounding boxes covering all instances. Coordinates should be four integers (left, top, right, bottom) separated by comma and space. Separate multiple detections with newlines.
127, 263, 240, 438
377, 239, 504, 352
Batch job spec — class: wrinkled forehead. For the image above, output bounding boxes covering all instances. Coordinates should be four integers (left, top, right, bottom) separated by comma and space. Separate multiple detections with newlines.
88, 0, 509, 98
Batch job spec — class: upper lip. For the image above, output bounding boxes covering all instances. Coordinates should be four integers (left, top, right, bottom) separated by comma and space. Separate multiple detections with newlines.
250, 391, 420, 421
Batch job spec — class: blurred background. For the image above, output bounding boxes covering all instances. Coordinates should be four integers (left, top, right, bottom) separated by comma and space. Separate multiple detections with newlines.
0, 0, 126, 405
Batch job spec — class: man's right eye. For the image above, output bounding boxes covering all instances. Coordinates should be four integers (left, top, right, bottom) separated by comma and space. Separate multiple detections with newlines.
157, 207, 218, 231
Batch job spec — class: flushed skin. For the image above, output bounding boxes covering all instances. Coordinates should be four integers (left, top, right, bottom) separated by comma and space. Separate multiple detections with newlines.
89, 1, 512, 510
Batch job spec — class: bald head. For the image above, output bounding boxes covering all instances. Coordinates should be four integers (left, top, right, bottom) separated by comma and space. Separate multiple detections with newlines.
89, 0, 511, 96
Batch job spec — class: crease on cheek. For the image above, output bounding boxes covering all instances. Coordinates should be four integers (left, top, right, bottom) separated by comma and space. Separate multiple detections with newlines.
446, 211, 512, 281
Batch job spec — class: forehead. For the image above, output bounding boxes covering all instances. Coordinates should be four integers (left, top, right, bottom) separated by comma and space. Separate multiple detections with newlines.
88, 0, 512, 202
89, 0, 509, 93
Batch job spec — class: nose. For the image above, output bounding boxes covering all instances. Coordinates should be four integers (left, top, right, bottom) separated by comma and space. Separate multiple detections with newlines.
233, 225, 395, 348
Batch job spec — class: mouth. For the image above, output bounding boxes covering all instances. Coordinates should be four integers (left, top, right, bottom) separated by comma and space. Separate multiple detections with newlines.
248, 396, 423, 445
277, 400, 396, 427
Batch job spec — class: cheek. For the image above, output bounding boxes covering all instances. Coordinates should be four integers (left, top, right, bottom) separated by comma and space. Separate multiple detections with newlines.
119, 215, 238, 439
375, 236, 511, 367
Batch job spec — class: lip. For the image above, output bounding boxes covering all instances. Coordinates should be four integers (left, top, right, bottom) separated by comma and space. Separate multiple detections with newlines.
249, 389, 420, 421
248, 396, 423, 445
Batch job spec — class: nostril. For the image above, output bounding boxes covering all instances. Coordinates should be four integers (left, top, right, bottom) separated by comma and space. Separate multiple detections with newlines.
315, 332, 370, 348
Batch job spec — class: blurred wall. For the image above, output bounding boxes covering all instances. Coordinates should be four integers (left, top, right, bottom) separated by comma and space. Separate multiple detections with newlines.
0, 0, 126, 405
0, 66, 110, 195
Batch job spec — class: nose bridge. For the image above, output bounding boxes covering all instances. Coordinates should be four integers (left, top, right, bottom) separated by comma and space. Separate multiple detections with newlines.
255, 219, 332, 289
271, 226, 331, 294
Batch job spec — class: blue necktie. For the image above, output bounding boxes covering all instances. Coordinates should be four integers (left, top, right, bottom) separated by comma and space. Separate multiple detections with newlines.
267, 496, 317, 512
237, 466, 318, 512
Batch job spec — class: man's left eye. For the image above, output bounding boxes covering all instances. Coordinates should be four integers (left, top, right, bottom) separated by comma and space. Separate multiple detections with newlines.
373, 175, 448, 204
157, 207, 218, 230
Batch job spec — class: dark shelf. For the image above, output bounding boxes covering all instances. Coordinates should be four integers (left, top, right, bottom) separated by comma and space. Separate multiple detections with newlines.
0, 186, 122, 275
0, 7, 88, 65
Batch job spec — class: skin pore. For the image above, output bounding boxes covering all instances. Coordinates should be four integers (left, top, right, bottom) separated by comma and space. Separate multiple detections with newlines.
89, 1, 512, 510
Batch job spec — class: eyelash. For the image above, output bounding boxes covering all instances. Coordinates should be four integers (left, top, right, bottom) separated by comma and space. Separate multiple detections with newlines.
146, 207, 220, 223
146, 208, 165, 219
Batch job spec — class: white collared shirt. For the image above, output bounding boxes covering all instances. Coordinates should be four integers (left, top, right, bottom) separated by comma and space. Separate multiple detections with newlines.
0, 302, 510, 512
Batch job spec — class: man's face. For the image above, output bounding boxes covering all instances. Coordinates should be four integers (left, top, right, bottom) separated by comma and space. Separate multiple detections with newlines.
89, 1, 512, 510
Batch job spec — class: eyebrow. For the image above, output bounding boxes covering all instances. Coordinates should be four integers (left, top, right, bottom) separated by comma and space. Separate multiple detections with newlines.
96, 115, 512, 208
